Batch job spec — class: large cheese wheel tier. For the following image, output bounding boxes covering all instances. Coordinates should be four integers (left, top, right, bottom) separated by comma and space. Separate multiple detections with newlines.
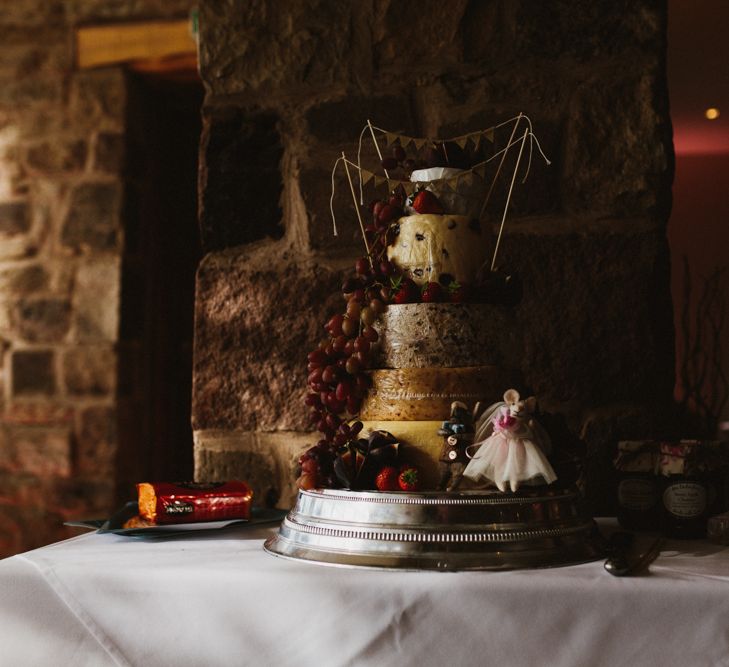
372, 302, 515, 369
359, 366, 520, 421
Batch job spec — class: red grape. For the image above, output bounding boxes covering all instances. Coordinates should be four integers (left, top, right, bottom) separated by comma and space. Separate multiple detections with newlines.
360, 307, 375, 326
332, 335, 347, 352
322, 365, 337, 384
345, 356, 361, 375
378, 204, 397, 224
335, 380, 351, 402
308, 350, 326, 366
354, 337, 370, 354
362, 325, 378, 343
346, 300, 361, 319
342, 316, 357, 337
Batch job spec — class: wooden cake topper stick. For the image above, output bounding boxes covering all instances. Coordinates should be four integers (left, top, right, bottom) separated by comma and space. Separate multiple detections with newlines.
479, 112, 523, 222
367, 119, 390, 180
490, 127, 529, 272
342, 152, 373, 264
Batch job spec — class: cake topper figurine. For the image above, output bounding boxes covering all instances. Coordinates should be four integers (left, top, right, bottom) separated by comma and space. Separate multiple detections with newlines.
462, 389, 557, 492
437, 401, 478, 491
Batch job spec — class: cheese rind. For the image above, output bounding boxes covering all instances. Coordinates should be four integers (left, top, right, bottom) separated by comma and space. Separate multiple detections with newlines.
360, 366, 519, 421
361, 420, 445, 489
387, 214, 492, 286
373, 302, 515, 369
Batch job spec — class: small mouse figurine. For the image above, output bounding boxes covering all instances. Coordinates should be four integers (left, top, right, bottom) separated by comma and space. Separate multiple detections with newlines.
462, 389, 557, 493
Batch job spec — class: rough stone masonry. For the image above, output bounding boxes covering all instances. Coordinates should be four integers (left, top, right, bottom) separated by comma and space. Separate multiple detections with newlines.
192, 0, 675, 513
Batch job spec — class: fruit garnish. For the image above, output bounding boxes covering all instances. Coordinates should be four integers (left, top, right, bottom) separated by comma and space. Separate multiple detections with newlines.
448, 281, 473, 303
391, 276, 419, 304
412, 190, 444, 215
398, 466, 420, 492
375, 466, 400, 492
421, 281, 443, 303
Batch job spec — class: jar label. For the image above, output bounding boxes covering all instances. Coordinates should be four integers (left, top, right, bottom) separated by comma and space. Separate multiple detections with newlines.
662, 482, 707, 518
618, 478, 657, 511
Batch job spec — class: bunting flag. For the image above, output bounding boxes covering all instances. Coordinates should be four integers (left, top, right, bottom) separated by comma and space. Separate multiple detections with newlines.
366, 125, 502, 152
352, 158, 493, 191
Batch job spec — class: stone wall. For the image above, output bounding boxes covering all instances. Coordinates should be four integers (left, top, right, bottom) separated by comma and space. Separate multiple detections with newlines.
0, 1, 192, 557
193, 0, 675, 513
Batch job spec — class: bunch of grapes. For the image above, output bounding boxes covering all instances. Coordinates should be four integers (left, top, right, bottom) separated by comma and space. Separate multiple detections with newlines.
300, 188, 411, 489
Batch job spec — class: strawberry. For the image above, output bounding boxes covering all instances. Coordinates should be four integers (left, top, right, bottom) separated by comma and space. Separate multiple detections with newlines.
448, 281, 473, 303
421, 281, 443, 303
398, 466, 420, 492
412, 190, 444, 215
375, 465, 400, 491
391, 276, 419, 304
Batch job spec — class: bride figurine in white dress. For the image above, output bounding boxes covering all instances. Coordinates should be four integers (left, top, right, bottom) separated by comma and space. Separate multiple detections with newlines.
462, 389, 557, 492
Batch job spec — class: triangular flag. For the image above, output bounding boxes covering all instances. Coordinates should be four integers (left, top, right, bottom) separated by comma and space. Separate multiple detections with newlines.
413, 137, 428, 150
473, 164, 486, 178
460, 172, 474, 187
455, 136, 468, 149
360, 169, 374, 185
402, 181, 416, 195
385, 132, 398, 146
374, 175, 387, 187
483, 128, 495, 143
470, 134, 482, 151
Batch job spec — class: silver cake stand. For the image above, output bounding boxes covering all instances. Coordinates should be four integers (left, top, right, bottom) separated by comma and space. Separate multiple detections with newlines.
264, 487, 604, 571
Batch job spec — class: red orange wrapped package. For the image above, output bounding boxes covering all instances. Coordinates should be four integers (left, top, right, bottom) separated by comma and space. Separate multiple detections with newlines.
137, 481, 253, 525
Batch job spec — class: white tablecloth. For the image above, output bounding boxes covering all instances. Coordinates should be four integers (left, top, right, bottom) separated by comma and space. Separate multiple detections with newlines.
1, 522, 728, 667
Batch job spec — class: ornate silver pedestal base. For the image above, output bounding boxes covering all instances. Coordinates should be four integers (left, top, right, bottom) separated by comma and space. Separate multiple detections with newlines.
264, 487, 604, 571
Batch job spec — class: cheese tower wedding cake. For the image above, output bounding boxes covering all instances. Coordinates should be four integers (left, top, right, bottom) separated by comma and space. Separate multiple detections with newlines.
297, 120, 548, 494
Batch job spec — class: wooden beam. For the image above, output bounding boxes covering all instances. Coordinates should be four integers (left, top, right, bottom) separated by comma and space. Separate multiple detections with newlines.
76, 19, 196, 70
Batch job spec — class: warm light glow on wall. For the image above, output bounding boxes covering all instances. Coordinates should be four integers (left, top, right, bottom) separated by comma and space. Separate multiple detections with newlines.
705, 107, 720, 120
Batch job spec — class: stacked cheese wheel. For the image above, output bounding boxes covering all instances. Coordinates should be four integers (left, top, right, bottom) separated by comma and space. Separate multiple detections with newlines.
361, 302, 520, 488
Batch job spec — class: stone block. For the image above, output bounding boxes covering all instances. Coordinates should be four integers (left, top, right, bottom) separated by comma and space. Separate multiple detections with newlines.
305, 94, 416, 146
0, 264, 48, 295
299, 165, 362, 255
194, 429, 312, 509
25, 139, 87, 174
198, 107, 283, 252
11, 349, 55, 396
13, 298, 71, 343
0, 201, 30, 235
61, 182, 122, 250
93, 132, 124, 173
6, 424, 72, 478
192, 245, 345, 432
497, 218, 675, 409
73, 256, 120, 342
69, 68, 126, 125
76, 405, 116, 478
199, 0, 358, 96
62, 346, 115, 396
68, 0, 191, 23
375, 0, 468, 73
510, 1, 664, 63
563, 67, 672, 218
2, 1, 66, 28
1, 402, 73, 426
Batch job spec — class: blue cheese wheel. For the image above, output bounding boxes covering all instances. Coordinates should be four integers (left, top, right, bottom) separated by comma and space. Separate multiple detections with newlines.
387, 214, 492, 286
